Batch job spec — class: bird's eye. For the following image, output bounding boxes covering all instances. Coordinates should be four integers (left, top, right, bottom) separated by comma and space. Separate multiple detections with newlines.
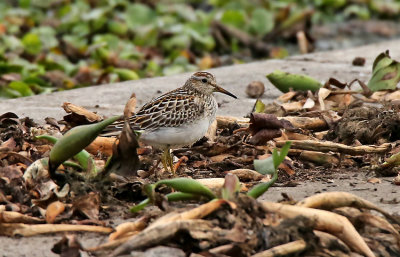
201, 78, 207, 83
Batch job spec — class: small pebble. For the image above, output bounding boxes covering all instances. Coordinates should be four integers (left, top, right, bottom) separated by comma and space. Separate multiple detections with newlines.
246, 81, 265, 98
352, 57, 365, 66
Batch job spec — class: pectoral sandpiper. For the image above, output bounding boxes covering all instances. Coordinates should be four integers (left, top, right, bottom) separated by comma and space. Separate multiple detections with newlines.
103, 71, 237, 173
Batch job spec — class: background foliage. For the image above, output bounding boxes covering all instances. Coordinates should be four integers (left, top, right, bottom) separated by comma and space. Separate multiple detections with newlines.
1, 0, 399, 98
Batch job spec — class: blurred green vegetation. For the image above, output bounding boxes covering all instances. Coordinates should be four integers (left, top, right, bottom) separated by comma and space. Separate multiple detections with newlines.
0, 0, 399, 98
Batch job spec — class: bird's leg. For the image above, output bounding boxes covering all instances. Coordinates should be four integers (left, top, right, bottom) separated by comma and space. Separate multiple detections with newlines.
161, 148, 176, 175
167, 150, 175, 175
161, 148, 170, 173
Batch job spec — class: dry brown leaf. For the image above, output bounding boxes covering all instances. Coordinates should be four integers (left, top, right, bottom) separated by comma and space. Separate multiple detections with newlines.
72, 192, 100, 220
302, 98, 315, 109
85, 137, 117, 156
386, 90, 400, 101
278, 131, 314, 141
367, 178, 381, 184
281, 101, 304, 112
249, 129, 282, 145
198, 55, 213, 70
210, 154, 234, 162
123, 93, 137, 118
46, 201, 65, 224
226, 169, 264, 181
52, 234, 83, 257
62, 102, 102, 122
370, 91, 387, 101
277, 91, 297, 103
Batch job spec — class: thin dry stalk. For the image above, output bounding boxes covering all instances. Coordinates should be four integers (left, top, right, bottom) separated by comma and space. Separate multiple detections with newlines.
86, 232, 139, 252
149, 199, 227, 229
0, 211, 44, 224
251, 239, 307, 257
0, 223, 113, 237
109, 216, 149, 241
276, 140, 391, 155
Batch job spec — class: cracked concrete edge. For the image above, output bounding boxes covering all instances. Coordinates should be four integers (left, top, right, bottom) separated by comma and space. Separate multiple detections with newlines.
1, 39, 399, 122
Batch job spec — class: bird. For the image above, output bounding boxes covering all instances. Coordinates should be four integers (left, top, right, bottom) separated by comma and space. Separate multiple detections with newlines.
103, 71, 237, 174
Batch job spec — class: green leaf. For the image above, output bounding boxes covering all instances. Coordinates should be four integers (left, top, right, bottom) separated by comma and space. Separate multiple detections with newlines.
248, 141, 291, 198
221, 10, 246, 28
7, 81, 34, 97
30, 26, 58, 50
246, 173, 277, 199
0, 63, 23, 75
274, 141, 291, 169
49, 115, 122, 173
253, 156, 275, 175
266, 70, 322, 93
249, 9, 274, 36
19, 0, 30, 8
130, 198, 150, 213
108, 20, 129, 36
130, 192, 199, 213
254, 99, 265, 113
22, 33, 42, 55
125, 3, 156, 30
367, 62, 400, 91
343, 5, 370, 20
372, 51, 393, 75
36, 135, 96, 174
155, 178, 216, 200
113, 68, 139, 80
162, 34, 191, 51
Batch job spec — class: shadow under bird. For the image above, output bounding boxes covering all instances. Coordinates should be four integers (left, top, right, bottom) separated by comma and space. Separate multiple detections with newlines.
103, 71, 237, 173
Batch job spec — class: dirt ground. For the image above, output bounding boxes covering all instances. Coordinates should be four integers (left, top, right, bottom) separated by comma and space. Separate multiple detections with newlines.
1, 169, 398, 257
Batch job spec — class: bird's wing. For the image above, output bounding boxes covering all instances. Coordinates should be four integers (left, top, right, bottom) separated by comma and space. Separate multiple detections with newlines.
101, 89, 205, 135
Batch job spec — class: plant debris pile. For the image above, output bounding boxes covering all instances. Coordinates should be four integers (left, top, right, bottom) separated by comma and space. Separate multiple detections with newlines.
2, 51, 400, 256
328, 105, 400, 145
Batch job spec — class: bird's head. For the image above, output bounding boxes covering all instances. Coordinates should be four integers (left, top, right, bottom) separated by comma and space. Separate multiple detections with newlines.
185, 72, 237, 99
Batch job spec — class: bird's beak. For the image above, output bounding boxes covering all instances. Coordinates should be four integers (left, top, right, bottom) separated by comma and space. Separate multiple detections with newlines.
214, 85, 237, 99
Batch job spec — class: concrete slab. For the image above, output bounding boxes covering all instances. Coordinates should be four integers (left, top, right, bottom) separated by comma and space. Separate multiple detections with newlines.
1, 39, 399, 122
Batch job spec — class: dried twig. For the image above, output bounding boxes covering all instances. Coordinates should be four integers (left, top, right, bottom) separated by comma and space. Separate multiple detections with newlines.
0, 223, 113, 237
276, 140, 391, 155
251, 239, 307, 257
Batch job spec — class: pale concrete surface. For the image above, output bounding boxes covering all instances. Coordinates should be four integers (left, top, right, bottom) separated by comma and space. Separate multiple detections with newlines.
1, 39, 399, 122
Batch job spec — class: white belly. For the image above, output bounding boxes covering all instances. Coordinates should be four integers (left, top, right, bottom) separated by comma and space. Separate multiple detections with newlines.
139, 116, 212, 149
